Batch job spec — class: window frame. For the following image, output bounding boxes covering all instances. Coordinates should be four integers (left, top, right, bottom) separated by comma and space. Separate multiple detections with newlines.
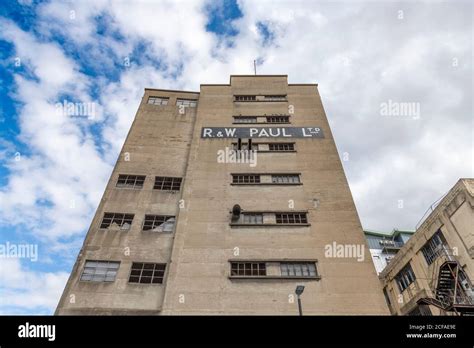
147, 96, 169, 106
100, 212, 134, 230
128, 262, 167, 285
275, 213, 308, 224
232, 174, 261, 184
266, 116, 290, 123
280, 262, 318, 278
176, 98, 197, 108
116, 174, 146, 189
234, 95, 257, 102
153, 176, 182, 191
230, 211, 310, 227
268, 143, 295, 152
233, 116, 258, 123
80, 260, 120, 283
142, 214, 176, 232
395, 264, 416, 292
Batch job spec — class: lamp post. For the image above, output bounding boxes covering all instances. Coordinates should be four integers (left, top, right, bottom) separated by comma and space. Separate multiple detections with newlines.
295, 285, 305, 316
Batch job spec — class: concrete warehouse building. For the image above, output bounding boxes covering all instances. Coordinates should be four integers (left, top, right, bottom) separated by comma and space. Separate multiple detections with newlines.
56, 75, 389, 315
380, 179, 474, 316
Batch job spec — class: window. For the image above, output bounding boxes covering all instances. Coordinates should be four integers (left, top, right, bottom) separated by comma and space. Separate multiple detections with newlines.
116, 174, 145, 189
80, 260, 120, 282
268, 143, 294, 151
234, 116, 257, 123
100, 213, 134, 230
147, 96, 169, 105
230, 262, 266, 276
383, 287, 392, 307
275, 213, 308, 224
232, 174, 261, 184
395, 264, 416, 292
280, 262, 317, 277
129, 262, 166, 284
421, 231, 445, 265
264, 95, 287, 101
142, 215, 175, 232
176, 98, 197, 107
235, 95, 256, 102
271, 174, 300, 184
266, 116, 289, 123
154, 176, 182, 191
232, 142, 259, 151
242, 213, 263, 224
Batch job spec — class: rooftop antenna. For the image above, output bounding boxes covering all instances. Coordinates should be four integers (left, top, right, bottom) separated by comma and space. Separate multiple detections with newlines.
254, 60, 257, 75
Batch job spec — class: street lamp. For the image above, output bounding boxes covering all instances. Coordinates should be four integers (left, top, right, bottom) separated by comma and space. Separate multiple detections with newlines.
295, 285, 305, 316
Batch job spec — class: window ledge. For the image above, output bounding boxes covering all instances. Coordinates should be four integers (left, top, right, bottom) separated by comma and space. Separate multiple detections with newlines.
229, 275, 321, 280
230, 223, 311, 228
233, 100, 288, 103
232, 122, 291, 125
231, 183, 302, 186
257, 150, 297, 153
98, 228, 130, 232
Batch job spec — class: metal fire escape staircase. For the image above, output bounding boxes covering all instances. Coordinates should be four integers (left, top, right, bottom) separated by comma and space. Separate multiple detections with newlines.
417, 248, 474, 315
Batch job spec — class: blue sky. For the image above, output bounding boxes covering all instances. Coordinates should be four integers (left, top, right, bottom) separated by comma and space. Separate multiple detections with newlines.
0, 0, 472, 314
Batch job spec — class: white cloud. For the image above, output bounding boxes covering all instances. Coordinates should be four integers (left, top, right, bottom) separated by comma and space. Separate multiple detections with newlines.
0, 258, 69, 314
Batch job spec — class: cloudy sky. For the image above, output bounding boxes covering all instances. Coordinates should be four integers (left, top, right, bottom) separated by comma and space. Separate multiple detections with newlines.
0, 0, 472, 314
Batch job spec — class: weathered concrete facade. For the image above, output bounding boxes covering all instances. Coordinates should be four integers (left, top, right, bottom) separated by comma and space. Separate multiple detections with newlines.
380, 179, 474, 316
56, 75, 389, 315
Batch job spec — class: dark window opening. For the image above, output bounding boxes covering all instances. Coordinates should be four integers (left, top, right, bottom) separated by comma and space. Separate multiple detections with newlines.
268, 143, 294, 151
100, 213, 134, 230
142, 215, 176, 232
232, 174, 261, 184
154, 176, 182, 191
266, 116, 289, 123
116, 174, 146, 189
395, 264, 416, 292
275, 213, 308, 224
230, 262, 266, 276
129, 262, 166, 284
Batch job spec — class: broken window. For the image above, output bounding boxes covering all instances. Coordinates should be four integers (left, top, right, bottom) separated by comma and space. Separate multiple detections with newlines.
234, 95, 256, 102
395, 264, 416, 292
233, 116, 257, 123
80, 260, 120, 282
142, 215, 176, 232
266, 116, 290, 123
100, 213, 134, 230
268, 143, 295, 151
176, 98, 197, 107
116, 174, 146, 189
230, 262, 266, 276
271, 174, 300, 184
129, 262, 166, 284
148, 96, 169, 105
275, 213, 308, 224
420, 230, 446, 265
154, 176, 182, 191
232, 174, 261, 184
280, 262, 317, 277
